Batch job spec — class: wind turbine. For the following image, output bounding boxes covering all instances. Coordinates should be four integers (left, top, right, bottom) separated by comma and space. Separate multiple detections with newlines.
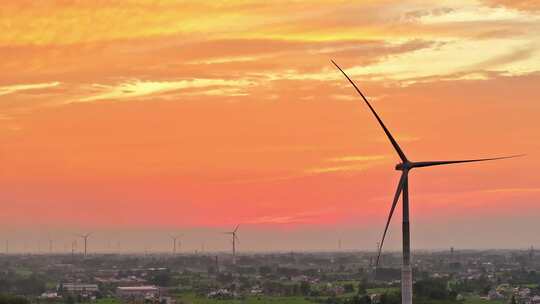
170, 234, 182, 255
332, 60, 522, 304
71, 240, 77, 258
224, 225, 240, 265
77, 233, 91, 257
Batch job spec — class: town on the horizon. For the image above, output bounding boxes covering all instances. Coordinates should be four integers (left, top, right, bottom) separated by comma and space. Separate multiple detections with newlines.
2, 248, 540, 304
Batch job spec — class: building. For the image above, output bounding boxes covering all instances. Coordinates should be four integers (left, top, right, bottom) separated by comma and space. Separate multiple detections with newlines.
116, 286, 160, 299
60, 283, 99, 294
207, 289, 234, 299
529, 295, 540, 304
40, 292, 61, 300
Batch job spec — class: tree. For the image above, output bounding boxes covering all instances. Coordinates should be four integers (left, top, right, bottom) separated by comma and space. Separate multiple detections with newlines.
259, 266, 272, 276
414, 278, 452, 300
379, 292, 400, 304
350, 295, 372, 304
300, 281, 311, 296
64, 295, 75, 304
0, 294, 29, 304
344, 284, 354, 293
151, 271, 172, 286
357, 279, 368, 295
15, 275, 46, 295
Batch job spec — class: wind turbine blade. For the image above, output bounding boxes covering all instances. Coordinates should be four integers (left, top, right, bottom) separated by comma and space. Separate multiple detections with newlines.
233, 224, 240, 233
332, 60, 408, 162
412, 155, 524, 168
376, 172, 406, 266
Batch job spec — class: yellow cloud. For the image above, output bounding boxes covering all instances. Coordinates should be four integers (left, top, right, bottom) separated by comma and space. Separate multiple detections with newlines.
0, 82, 60, 96
306, 154, 388, 174
345, 38, 540, 81
0, 1, 356, 46
76, 79, 253, 102
418, 5, 533, 23
329, 155, 388, 162
306, 164, 375, 174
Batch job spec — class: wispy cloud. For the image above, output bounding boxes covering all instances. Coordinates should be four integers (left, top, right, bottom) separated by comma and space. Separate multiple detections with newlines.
307, 154, 387, 174
246, 210, 330, 225
247, 215, 310, 224
417, 5, 530, 23
484, 0, 540, 12
76, 79, 254, 102
481, 188, 540, 193
0, 82, 60, 97
306, 164, 375, 174
329, 155, 388, 162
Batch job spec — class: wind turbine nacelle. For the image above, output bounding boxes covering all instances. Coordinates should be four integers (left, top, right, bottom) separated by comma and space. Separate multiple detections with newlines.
396, 162, 414, 171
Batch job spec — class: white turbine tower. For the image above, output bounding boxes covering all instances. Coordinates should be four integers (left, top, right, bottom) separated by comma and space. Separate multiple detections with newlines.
224, 225, 240, 265
170, 234, 182, 255
77, 233, 91, 257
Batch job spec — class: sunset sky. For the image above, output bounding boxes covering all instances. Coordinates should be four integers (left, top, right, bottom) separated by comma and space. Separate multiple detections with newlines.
1, 0, 539, 253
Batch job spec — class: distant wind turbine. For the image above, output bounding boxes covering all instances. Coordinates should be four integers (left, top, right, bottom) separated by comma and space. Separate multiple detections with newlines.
71, 240, 77, 258
170, 234, 182, 255
332, 60, 522, 304
77, 233, 91, 257
224, 225, 240, 265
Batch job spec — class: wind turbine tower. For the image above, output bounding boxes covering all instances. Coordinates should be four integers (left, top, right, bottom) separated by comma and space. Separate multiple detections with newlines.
71, 240, 76, 258
77, 233, 91, 257
170, 235, 182, 255
224, 225, 240, 265
332, 60, 521, 304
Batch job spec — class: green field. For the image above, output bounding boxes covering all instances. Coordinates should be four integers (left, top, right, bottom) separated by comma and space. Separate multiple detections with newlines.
463, 296, 504, 304
366, 287, 400, 294
95, 298, 122, 304
178, 293, 313, 304
14, 268, 33, 277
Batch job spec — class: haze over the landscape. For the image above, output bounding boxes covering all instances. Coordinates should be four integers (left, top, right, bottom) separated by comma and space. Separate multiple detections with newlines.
1, 0, 539, 252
